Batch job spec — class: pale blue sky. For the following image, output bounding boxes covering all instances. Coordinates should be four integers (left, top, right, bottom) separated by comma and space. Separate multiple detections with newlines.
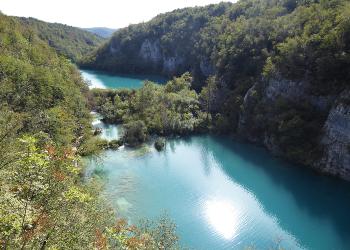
0, 0, 236, 28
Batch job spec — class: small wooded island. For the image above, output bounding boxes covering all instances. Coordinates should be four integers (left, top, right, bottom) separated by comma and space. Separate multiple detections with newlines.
1, 0, 350, 249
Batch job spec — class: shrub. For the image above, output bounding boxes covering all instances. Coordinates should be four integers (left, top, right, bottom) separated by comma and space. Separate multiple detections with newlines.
154, 137, 166, 151
123, 120, 148, 146
108, 139, 123, 150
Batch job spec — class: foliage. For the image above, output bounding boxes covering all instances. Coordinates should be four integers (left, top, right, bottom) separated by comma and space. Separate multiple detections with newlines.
82, 0, 350, 93
0, 108, 23, 171
107, 214, 180, 249
0, 135, 113, 249
18, 17, 106, 62
108, 139, 123, 150
199, 76, 218, 123
123, 120, 148, 146
0, 13, 182, 249
0, 13, 92, 146
266, 98, 326, 164
154, 137, 166, 151
78, 136, 109, 156
91, 73, 207, 143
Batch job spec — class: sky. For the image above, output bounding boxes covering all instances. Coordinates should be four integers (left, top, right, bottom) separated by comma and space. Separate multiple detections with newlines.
0, 0, 236, 29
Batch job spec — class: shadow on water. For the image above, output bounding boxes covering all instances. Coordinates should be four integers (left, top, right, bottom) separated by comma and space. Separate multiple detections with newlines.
209, 135, 350, 247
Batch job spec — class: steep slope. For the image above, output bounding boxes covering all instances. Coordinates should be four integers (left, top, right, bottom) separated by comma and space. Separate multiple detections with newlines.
17, 17, 106, 62
82, 0, 350, 180
0, 12, 111, 249
81, 2, 233, 81
84, 27, 117, 38
0, 13, 92, 145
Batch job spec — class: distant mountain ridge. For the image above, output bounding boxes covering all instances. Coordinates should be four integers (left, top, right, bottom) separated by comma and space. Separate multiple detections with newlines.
83, 27, 117, 38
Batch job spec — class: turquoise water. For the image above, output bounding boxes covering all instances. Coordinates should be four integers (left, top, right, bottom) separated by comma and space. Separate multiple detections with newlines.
91, 112, 122, 140
84, 72, 350, 249
80, 69, 167, 89
86, 118, 350, 250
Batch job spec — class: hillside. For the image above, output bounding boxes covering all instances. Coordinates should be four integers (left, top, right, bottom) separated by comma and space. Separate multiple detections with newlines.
17, 17, 106, 62
82, 0, 350, 180
0, 12, 181, 248
0, 12, 109, 248
0, 15, 92, 144
83, 27, 117, 38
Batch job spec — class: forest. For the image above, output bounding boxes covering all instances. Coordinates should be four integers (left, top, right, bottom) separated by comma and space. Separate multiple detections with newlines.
18, 17, 106, 62
82, 0, 350, 93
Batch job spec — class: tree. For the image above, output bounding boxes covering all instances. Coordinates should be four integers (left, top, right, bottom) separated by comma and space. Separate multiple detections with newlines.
199, 76, 218, 122
123, 120, 148, 146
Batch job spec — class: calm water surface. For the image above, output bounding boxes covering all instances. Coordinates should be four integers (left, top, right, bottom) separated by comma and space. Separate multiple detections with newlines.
83, 72, 350, 250
80, 69, 167, 89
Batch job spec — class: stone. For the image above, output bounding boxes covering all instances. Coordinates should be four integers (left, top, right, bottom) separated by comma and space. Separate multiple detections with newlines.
316, 91, 350, 180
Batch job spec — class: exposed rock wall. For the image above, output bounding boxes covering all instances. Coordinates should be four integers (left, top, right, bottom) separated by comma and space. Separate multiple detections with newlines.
138, 39, 213, 77
139, 39, 162, 64
237, 77, 350, 180
315, 91, 350, 180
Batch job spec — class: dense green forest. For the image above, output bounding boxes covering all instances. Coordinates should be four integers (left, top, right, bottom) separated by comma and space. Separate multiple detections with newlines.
18, 17, 106, 62
0, 13, 179, 249
82, 0, 350, 169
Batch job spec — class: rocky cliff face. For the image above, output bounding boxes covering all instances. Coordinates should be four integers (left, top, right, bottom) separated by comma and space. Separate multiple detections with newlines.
139, 39, 162, 64
237, 76, 350, 180
315, 91, 350, 180
138, 39, 184, 75
138, 39, 213, 77
163, 56, 185, 75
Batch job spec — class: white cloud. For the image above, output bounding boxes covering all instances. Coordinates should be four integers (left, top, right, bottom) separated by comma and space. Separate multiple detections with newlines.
0, 0, 236, 28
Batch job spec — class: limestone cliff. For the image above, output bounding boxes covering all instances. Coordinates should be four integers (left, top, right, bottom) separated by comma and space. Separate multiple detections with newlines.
139, 39, 162, 64
138, 39, 212, 77
315, 91, 350, 180
237, 76, 349, 180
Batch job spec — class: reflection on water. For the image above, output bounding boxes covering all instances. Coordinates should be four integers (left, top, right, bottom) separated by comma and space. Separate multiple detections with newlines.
80, 69, 167, 89
85, 120, 350, 250
204, 199, 239, 240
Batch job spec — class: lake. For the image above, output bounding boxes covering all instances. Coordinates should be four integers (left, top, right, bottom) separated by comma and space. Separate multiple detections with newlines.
80, 69, 167, 89
82, 72, 350, 250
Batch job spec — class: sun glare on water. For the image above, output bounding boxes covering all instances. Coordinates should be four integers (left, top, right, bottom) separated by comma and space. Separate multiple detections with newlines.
204, 199, 240, 240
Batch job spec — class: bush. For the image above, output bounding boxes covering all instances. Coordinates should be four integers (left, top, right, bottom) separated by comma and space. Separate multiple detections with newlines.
123, 120, 148, 146
154, 137, 166, 151
108, 139, 123, 150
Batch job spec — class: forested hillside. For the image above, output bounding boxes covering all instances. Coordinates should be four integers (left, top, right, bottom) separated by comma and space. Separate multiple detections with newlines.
82, 0, 350, 92
82, 0, 350, 179
0, 13, 179, 248
17, 17, 106, 62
